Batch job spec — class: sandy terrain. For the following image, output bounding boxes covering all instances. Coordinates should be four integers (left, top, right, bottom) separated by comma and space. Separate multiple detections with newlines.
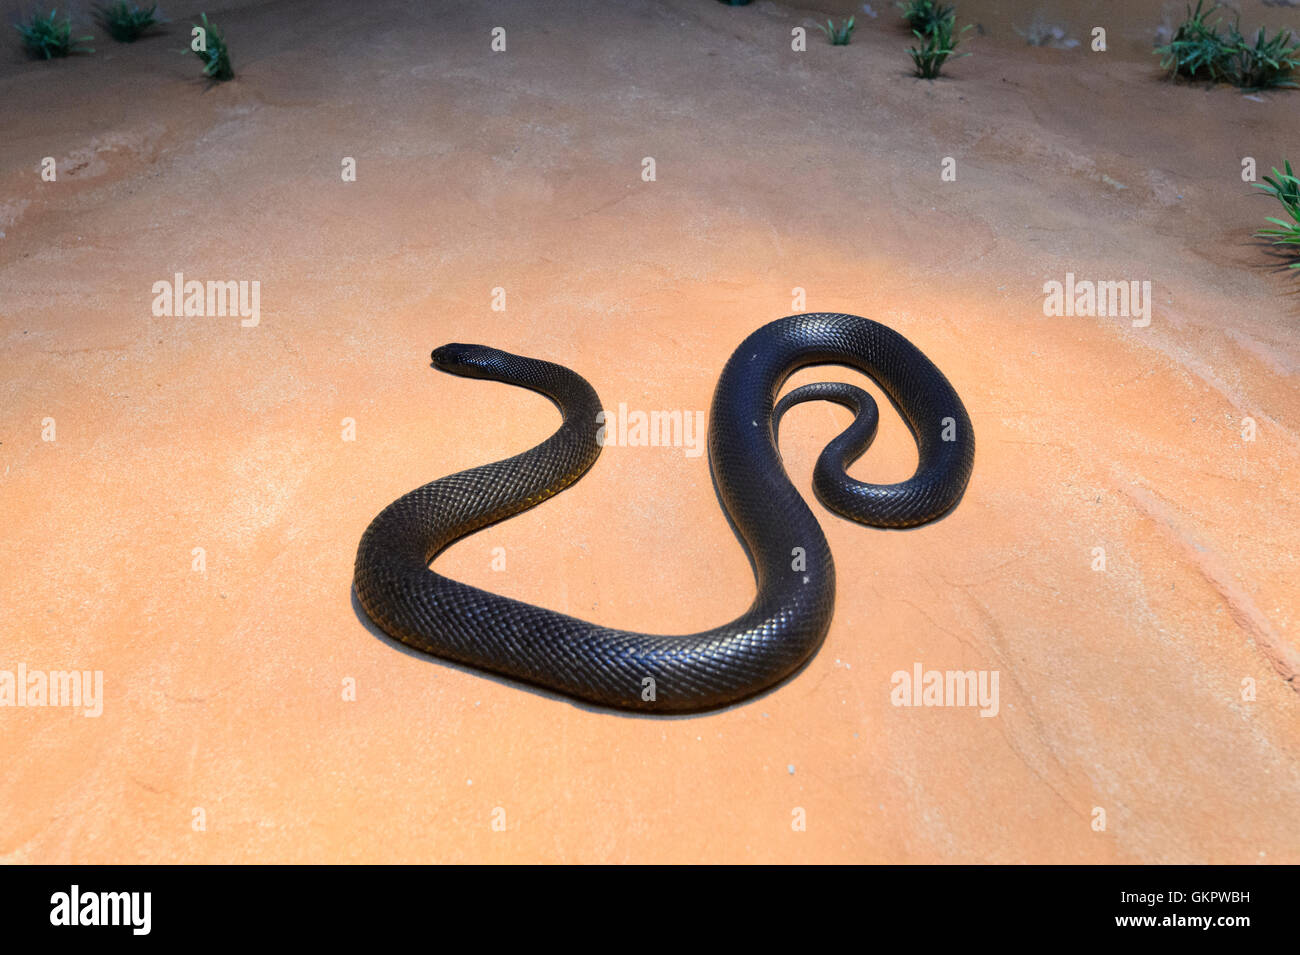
1, 0, 1298, 863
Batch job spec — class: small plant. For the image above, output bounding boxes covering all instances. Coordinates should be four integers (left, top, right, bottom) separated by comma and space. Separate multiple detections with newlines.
897, 0, 954, 35
909, 15, 969, 78
1255, 160, 1300, 268
1156, 2, 1300, 88
190, 12, 232, 81
14, 8, 93, 58
1220, 21, 1300, 90
95, 2, 163, 43
1156, 1, 1231, 79
1260, 160, 1300, 208
817, 16, 855, 45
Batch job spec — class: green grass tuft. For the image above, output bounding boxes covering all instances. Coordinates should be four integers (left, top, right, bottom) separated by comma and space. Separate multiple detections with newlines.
897, 1, 955, 36
15, 8, 94, 58
1156, 0, 1228, 80
1156, 2, 1300, 88
190, 12, 232, 81
1255, 160, 1300, 268
95, 2, 163, 43
817, 16, 855, 46
909, 15, 970, 78
1220, 21, 1300, 90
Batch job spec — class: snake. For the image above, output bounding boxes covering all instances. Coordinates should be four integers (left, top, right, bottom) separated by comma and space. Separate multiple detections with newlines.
354, 313, 974, 712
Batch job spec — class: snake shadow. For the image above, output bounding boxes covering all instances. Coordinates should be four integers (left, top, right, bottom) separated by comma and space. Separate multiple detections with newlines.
352, 361, 971, 719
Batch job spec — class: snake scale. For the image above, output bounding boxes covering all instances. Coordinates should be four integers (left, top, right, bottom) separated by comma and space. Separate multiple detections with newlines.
354, 313, 974, 712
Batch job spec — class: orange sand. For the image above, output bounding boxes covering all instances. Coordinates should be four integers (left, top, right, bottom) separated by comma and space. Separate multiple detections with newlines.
1, 0, 1298, 863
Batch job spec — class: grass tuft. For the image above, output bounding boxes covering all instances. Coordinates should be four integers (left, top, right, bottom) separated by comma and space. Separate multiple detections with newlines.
190, 12, 232, 81
909, 14, 970, 78
94, 2, 163, 43
897, 0, 954, 35
15, 8, 94, 59
1220, 21, 1300, 90
1255, 160, 1300, 268
1156, 1, 1300, 88
817, 16, 855, 45
1156, 0, 1228, 80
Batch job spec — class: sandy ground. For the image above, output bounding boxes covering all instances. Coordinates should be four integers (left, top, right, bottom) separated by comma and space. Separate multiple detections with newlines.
1, 0, 1298, 863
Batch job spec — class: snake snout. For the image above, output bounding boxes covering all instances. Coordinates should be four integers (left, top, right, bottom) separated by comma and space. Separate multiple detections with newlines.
431, 343, 467, 368
431, 343, 496, 378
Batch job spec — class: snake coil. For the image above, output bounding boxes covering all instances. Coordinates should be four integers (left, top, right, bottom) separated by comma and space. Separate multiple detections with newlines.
354, 313, 974, 712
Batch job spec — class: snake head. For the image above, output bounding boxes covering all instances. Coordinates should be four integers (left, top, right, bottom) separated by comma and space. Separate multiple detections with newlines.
431, 343, 501, 379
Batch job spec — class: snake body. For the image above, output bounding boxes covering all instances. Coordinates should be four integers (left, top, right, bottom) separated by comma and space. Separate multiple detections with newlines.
354, 313, 974, 712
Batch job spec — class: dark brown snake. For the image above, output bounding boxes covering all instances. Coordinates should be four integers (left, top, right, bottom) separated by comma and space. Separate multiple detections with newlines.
354, 313, 974, 712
